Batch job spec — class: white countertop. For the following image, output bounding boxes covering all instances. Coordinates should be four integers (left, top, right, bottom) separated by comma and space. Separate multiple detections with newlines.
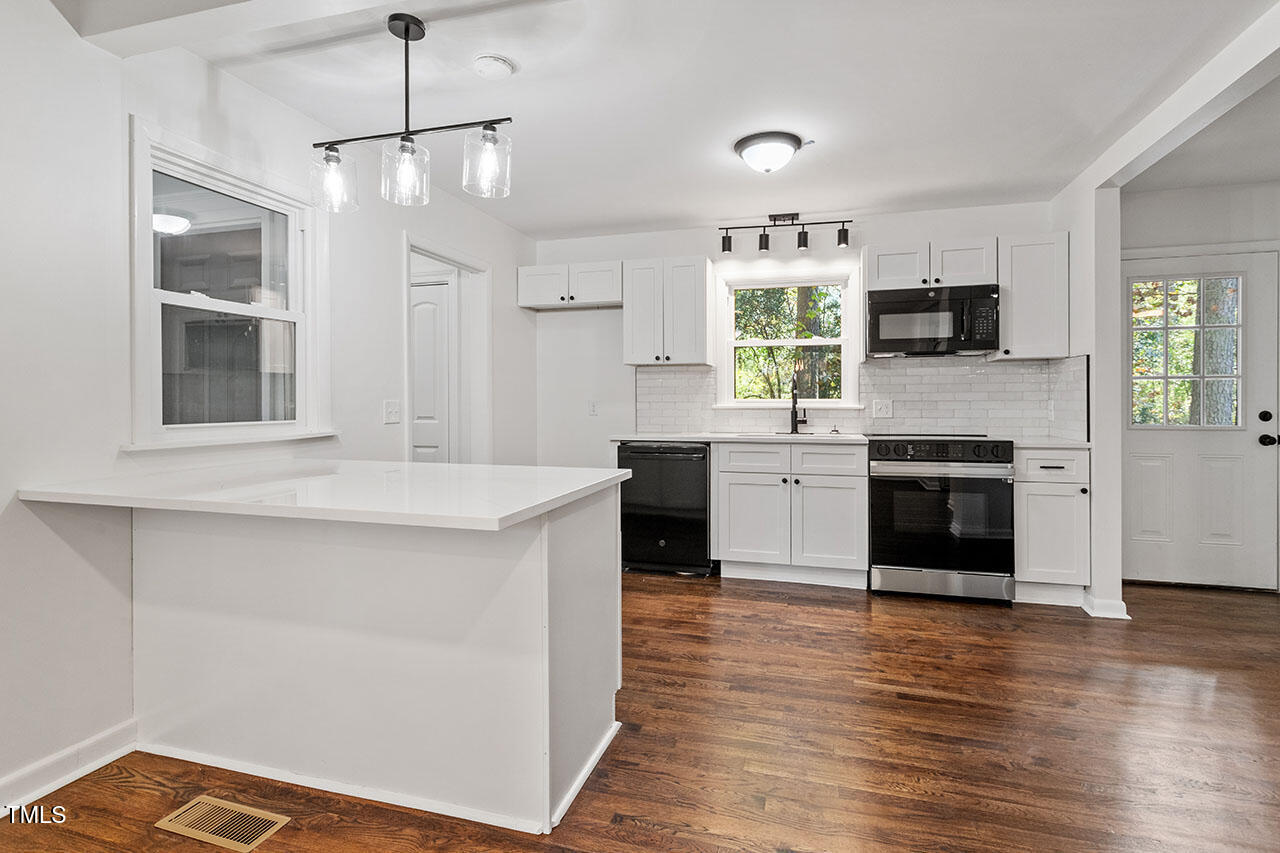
610, 433, 1089, 449
610, 432, 870, 444
18, 459, 631, 531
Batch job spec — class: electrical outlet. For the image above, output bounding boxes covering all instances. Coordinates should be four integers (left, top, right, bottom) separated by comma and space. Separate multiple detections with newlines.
383, 399, 401, 424
587, 400, 600, 417
873, 399, 893, 418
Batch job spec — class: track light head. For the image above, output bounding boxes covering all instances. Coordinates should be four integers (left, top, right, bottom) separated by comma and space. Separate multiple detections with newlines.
836, 224, 849, 248
797, 229, 809, 251
758, 230, 770, 253
721, 231, 733, 253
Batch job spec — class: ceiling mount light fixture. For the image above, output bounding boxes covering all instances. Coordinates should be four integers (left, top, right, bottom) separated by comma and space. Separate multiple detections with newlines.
473, 54, 515, 81
152, 213, 192, 235
734, 131, 803, 173
717, 214, 854, 252
309, 12, 514, 210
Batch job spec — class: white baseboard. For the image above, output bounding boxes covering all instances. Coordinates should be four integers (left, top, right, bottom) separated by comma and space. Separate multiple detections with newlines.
1016, 582, 1085, 608
551, 720, 620, 827
721, 561, 867, 589
136, 742, 549, 835
1083, 593, 1131, 620
0, 719, 136, 809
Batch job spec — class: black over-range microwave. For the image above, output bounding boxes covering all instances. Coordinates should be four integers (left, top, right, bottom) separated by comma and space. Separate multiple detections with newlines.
866, 284, 999, 356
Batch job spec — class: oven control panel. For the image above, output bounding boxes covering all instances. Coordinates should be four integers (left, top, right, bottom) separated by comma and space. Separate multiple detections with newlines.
869, 438, 1013, 462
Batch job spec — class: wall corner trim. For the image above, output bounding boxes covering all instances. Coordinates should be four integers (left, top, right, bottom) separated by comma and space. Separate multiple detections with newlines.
1082, 593, 1131, 620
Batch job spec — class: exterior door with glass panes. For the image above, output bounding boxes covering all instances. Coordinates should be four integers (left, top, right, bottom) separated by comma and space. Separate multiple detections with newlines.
1122, 252, 1279, 589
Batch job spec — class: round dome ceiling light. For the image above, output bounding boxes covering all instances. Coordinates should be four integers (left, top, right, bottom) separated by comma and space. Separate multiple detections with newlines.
734, 131, 803, 173
473, 54, 515, 81
152, 213, 192, 235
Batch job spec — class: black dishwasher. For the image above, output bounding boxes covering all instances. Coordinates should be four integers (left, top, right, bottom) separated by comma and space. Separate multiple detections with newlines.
618, 442, 717, 576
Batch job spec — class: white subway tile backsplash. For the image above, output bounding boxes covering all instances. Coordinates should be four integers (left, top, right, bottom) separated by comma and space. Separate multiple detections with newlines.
635, 354, 1090, 441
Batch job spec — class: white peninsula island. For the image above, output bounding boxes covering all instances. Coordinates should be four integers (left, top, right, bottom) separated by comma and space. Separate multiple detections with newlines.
19, 459, 630, 834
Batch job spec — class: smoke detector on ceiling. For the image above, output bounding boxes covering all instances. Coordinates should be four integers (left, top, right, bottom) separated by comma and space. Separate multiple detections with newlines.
473, 54, 515, 80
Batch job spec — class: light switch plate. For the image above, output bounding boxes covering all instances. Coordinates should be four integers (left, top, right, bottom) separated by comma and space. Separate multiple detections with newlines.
587, 400, 600, 417
383, 399, 402, 424
872, 399, 893, 418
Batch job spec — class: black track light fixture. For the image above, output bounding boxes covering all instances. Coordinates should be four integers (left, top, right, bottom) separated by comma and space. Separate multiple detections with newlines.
797, 228, 809, 251
836, 223, 850, 248
717, 214, 853, 253
721, 229, 733, 253
758, 229, 770, 253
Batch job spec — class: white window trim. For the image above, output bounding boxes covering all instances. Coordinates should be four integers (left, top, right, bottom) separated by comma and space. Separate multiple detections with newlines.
714, 274, 864, 409
127, 116, 332, 450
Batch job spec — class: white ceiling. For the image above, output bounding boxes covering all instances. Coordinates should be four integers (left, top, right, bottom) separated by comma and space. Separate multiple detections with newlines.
177, 0, 1276, 238
1127, 73, 1280, 193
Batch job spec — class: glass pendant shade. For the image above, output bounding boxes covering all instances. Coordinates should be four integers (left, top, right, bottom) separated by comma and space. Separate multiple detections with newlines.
310, 145, 359, 213
462, 125, 512, 198
381, 136, 430, 206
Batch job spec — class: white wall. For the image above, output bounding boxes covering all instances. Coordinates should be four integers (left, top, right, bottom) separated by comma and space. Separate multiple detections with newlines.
0, 0, 535, 804
533, 202, 1053, 465
1122, 181, 1280, 247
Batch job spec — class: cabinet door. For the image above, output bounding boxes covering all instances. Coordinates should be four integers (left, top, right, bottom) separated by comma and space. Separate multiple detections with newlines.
717, 472, 791, 564
662, 257, 710, 364
790, 475, 868, 569
864, 243, 931, 290
622, 259, 665, 365
568, 261, 623, 307
930, 236, 997, 286
991, 232, 1068, 360
1015, 482, 1090, 584
516, 264, 568, 308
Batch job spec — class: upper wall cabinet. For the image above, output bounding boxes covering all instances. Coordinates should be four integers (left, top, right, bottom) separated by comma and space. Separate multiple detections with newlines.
517, 261, 623, 309
622, 257, 714, 365
864, 237, 996, 290
989, 232, 1069, 360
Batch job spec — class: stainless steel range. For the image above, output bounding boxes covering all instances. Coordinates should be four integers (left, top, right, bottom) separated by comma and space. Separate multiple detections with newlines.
867, 436, 1015, 603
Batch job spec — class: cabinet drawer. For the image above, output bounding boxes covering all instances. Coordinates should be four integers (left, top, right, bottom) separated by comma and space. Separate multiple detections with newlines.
716, 443, 790, 474
1015, 449, 1089, 484
790, 444, 868, 476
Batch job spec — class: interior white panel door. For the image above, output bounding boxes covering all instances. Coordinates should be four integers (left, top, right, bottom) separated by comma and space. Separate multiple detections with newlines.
662, 257, 707, 364
1014, 482, 1090, 584
1122, 252, 1278, 589
991, 232, 1069, 360
622, 258, 664, 365
717, 472, 790, 564
790, 475, 868, 570
410, 283, 451, 462
864, 243, 931, 290
930, 236, 997, 285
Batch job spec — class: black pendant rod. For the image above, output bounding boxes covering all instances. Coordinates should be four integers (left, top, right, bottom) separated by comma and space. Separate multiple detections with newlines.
313, 117, 512, 150
720, 218, 852, 233
403, 31, 410, 136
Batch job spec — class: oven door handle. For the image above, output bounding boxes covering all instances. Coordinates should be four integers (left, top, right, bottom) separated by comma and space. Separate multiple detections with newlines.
869, 461, 1015, 479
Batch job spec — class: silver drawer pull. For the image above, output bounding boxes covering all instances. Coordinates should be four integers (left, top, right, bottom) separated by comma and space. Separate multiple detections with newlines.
1039, 465, 1067, 470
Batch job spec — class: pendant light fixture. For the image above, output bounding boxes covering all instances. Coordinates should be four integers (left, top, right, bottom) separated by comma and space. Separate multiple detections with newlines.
310, 12, 514, 211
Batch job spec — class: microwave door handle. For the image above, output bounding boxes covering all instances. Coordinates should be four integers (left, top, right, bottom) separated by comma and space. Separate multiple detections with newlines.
960, 302, 969, 342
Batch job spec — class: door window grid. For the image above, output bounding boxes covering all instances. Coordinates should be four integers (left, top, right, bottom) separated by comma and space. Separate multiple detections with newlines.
1129, 275, 1241, 428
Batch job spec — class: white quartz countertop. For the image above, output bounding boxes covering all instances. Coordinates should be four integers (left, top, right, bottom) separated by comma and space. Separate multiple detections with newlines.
610, 432, 870, 444
610, 433, 1089, 449
18, 459, 631, 531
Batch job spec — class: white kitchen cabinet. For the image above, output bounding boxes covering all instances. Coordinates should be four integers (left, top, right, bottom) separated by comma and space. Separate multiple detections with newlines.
1015, 481, 1090, 585
569, 261, 623, 306
516, 262, 622, 308
517, 264, 569, 308
622, 256, 713, 365
717, 472, 792, 563
790, 474, 868, 570
863, 243, 930, 290
930, 236, 998, 286
864, 237, 997, 290
990, 232, 1069, 360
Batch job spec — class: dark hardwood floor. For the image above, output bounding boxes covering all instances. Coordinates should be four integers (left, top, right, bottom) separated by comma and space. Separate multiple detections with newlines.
4, 576, 1278, 852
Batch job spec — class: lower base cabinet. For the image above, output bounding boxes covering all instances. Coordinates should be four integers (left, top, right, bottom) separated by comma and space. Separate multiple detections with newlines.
1014, 482, 1090, 584
718, 472, 868, 570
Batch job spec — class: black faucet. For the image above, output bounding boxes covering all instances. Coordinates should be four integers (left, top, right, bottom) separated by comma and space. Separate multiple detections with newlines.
790, 373, 808, 434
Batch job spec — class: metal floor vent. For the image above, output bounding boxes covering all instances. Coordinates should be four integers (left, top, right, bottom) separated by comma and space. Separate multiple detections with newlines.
155, 795, 290, 852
